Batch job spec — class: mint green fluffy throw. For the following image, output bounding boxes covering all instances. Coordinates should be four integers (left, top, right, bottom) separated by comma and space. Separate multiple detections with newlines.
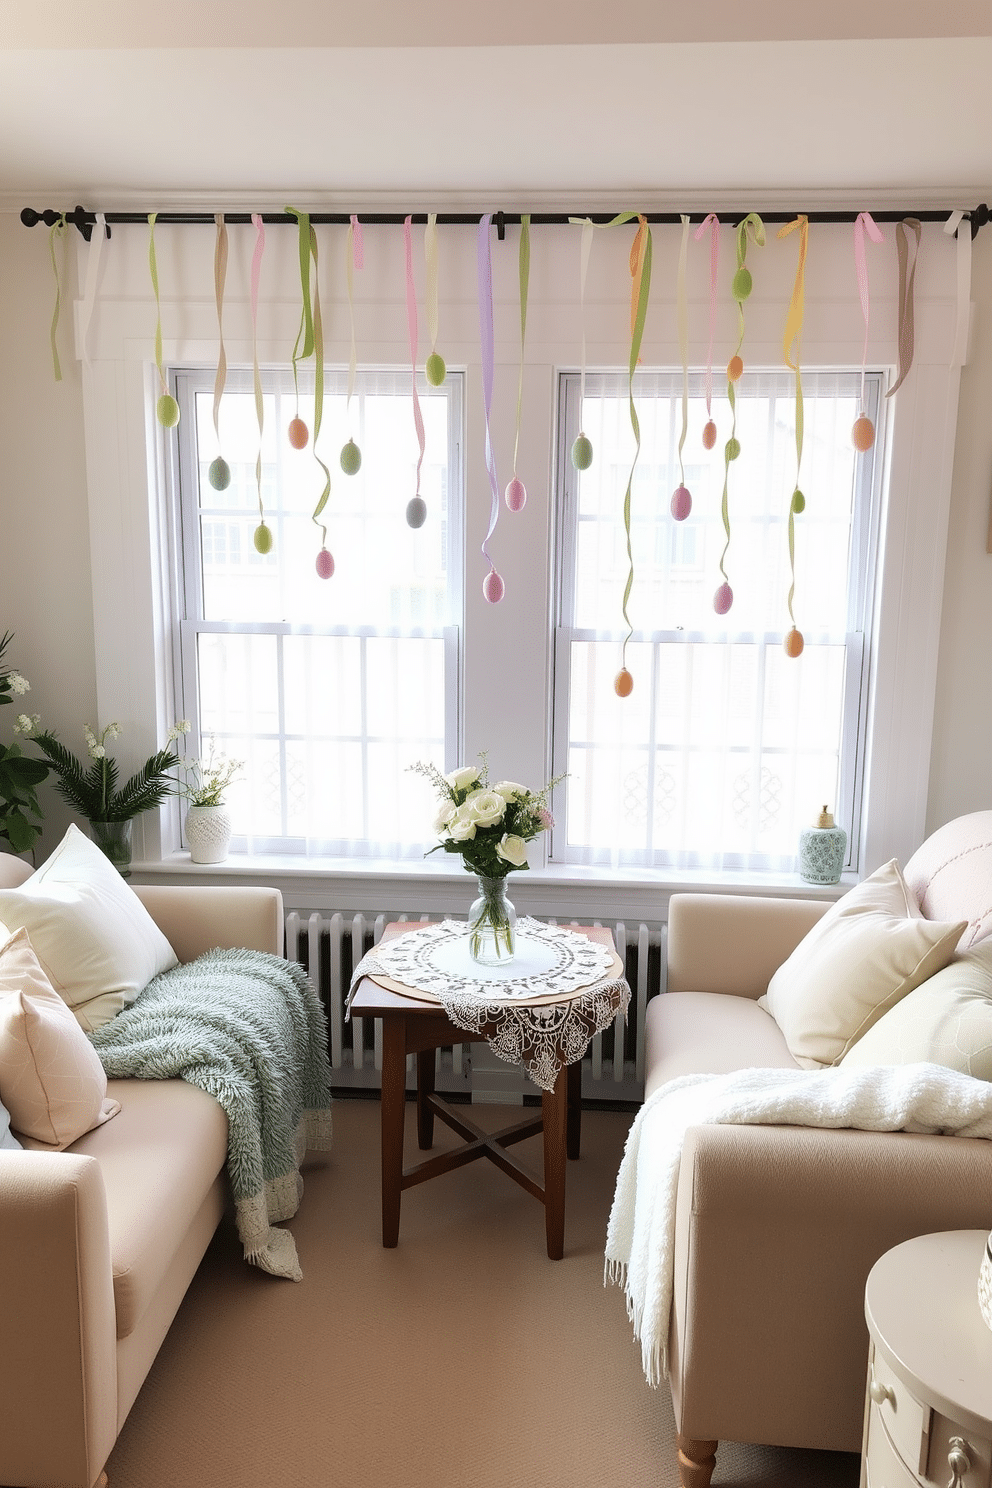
89, 948, 333, 1281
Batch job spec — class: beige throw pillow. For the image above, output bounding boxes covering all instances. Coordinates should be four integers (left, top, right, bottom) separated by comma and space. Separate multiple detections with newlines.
0, 823, 177, 1031
759, 859, 966, 1069
0, 926, 120, 1148
841, 939, 992, 1079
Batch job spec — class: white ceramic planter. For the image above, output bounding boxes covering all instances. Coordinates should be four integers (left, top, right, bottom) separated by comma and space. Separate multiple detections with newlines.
184, 803, 232, 864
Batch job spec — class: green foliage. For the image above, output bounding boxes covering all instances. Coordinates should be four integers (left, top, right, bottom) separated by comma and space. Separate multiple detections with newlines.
32, 730, 180, 823
0, 630, 49, 856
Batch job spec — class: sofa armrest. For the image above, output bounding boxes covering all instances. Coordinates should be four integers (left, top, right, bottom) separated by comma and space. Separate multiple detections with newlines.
132, 884, 284, 962
666, 893, 831, 998
0, 1151, 119, 1488
670, 1122, 992, 1452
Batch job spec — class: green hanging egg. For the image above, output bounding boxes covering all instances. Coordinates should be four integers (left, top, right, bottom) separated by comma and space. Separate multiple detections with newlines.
208, 457, 231, 491
340, 440, 362, 476
571, 433, 593, 471
157, 393, 180, 428
732, 267, 753, 302
254, 522, 273, 555
425, 353, 446, 387
792, 489, 806, 514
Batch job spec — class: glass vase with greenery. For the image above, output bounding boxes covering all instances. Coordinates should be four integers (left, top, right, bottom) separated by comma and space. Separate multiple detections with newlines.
0, 631, 49, 857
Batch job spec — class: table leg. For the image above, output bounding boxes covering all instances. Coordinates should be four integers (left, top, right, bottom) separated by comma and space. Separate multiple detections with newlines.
541, 1063, 569, 1260
416, 1047, 436, 1149
566, 1056, 582, 1160
380, 1017, 408, 1248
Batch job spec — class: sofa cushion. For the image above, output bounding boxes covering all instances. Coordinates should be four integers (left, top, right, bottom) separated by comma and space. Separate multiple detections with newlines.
0, 824, 178, 1032
0, 926, 121, 1148
841, 940, 992, 1079
645, 990, 799, 1098
65, 1077, 228, 1340
903, 809, 992, 950
758, 859, 966, 1069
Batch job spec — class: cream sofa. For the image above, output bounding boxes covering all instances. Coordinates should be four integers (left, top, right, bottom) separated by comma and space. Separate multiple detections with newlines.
645, 811, 992, 1488
0, 852, 284, 1488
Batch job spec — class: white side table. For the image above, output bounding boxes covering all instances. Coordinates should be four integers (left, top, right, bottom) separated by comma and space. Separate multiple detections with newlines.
862, 1230, 992, 1488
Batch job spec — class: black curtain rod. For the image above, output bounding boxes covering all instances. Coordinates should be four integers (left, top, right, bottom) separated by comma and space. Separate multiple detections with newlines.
20, 202, 992, 243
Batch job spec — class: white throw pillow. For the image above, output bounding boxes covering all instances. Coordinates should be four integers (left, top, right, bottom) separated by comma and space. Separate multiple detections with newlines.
0, 824, 177, 1031
0, 925, 120, 1147
759, 859, 966, 1069
841, 939, 992, 1079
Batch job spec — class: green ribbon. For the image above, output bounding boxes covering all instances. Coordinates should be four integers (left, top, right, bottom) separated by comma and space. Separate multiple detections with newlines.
619, 225, 653, 672
212, 213, 229, 454
148, 212, 167, 395
308, 227, 331, 542
718, 213, 765, 594
285, 206, 314, 418
48, 214, 67, 381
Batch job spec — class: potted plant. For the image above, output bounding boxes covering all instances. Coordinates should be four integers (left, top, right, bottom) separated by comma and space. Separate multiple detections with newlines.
175, 737, 244, 864
0, 631, 49, 858
30, 721, 185, 876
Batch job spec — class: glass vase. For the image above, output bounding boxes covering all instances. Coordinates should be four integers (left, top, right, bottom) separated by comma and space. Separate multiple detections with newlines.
467, 874, 517, 965
89, 818, 133, 877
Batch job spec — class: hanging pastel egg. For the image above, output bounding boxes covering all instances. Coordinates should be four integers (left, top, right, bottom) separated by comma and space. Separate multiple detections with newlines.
483, 569, 505, 604
784, 627, 805, 658
571, 433, 593, 470
792, 489, 806, 514
208, 456, 231, 491
702, 420, 718, 450
157, 393, 180, 428
732, 266, 753, 301
288, 417, 309, 450
253, 522, 273, 555
725, 437, 741, 462
425, 352, 446, 387
406, 496, 427, 529
340, 439, 362, 476
670, 485, 692, 521
714, 582, 734, 615
614, 668, 634, 698
852, 415, 875, 452
727, 356, 744, 383
505, 478, 527, 513
315, 547, 334, 579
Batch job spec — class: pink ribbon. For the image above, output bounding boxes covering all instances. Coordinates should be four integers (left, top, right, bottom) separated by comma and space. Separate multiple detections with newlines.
403, 215, 426, 522
350, 213, 364, 270
694, 213, 720, 419
854, 212, 885, 408
477, 213, 503, 602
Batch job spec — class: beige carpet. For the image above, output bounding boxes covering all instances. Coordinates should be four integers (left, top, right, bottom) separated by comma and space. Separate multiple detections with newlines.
105, 1097, 861, 1488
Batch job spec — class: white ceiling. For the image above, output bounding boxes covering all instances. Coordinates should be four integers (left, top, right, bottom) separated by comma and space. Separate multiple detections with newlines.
1, 1, 991, 214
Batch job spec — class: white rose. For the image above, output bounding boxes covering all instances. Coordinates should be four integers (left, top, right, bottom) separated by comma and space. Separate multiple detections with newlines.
495, 833, 529, 868
433, 801, 456, 833
448, 811, 477, 841
445, 765, 481, 792
493, 780, 526, 801
464, 789, 506, 828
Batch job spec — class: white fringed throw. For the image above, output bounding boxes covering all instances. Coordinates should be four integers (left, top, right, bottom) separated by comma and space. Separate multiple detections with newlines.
604, 1062, 992, 1387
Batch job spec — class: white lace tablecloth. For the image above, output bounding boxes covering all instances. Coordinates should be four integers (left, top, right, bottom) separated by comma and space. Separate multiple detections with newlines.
347, 918, 631, 1092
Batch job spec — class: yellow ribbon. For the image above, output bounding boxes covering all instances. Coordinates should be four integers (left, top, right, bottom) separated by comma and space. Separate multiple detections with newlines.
778, 216, 808, 642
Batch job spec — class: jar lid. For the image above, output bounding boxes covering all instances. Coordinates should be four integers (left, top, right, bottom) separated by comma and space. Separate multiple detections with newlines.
816, 805, 835, 828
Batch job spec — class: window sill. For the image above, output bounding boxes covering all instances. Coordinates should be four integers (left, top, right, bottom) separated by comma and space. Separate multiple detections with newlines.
130, 851, 854, 927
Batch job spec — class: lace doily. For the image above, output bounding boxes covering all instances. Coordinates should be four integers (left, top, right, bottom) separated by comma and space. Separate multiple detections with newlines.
348, 919, 631, 1092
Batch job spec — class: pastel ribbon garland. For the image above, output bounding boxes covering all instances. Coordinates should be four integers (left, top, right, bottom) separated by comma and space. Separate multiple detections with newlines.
47, 213, 67, 381
424, 213, 446, 387
852, 211, 885, 450
505, 213, 530, 512
886, 217, 921, 398
693, 213, 720, 450
148, 213, 179, 427
778, 215, 809, 657
477, 212, 503, 601
208, 214, 231, 491
285, 206, 313, 447
670, 214, 692, 522
340, 215, 364, 476
614, 221, 653, 698
79, 211, 107, 371
404, 215, 428, 530
308, 226, 334, 577
567, 211, 641, 470
715, 213, 765, 614
250, 213, 272, 555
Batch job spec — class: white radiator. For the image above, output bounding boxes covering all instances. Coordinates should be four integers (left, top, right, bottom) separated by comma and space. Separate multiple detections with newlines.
284, 911, 664, 1104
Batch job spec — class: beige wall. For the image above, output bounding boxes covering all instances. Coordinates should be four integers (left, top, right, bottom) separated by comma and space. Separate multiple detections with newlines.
0, 209, 989, 861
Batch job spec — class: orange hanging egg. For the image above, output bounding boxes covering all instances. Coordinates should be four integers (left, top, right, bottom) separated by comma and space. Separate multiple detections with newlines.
728, 355, 744, 383
852, 415, 875, 452
784, 627, 805, 658
288, 417, 309, 450
614, 668, 633, 698
702, 419, 717, 450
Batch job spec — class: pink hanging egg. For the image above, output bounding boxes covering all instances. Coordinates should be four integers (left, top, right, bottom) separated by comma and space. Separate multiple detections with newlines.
288, 417, 309, 450
315, 547, 334, 580
702, 420, 717, 450
714, 582, 734, 615
614, 668, 634, 698
670, 485, 692, 521
483, 570, 505, 604
505, 477, 527, 512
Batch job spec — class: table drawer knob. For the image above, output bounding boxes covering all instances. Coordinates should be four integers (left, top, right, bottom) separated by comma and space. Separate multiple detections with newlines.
870, 1375, 895, 1407
947, 1437, 971, 1488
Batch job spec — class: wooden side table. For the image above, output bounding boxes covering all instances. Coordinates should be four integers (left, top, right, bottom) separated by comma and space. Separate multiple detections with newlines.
348, 922, 622, 1260
862, 1230, 992, 1488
